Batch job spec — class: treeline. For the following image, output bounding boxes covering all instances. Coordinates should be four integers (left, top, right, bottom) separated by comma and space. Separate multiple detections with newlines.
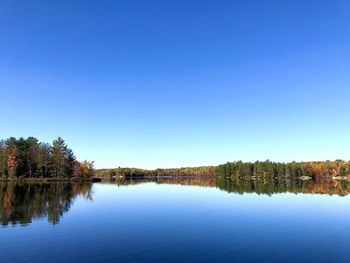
215, 160, 350, 179
96, 160, 350, 179
95, 166, 215, 178
0, 137, 94, 179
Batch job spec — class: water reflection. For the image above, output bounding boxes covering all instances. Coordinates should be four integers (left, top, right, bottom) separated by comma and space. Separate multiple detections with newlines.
111, 177, 350, 196
1, 178, 350, 227
0, 182, 93, 227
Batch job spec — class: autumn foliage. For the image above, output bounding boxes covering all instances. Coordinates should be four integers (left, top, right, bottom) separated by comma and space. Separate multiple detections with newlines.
73, 161, 95, 178
0, 137, 94, 179
7, 147, 19, 177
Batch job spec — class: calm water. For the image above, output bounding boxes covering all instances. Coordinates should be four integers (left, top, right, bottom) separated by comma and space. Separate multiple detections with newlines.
1, 178, 350, 262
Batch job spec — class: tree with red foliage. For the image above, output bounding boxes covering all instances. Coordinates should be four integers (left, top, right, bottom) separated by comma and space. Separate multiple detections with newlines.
73, 160, 95, 178
7, 147, 19, 177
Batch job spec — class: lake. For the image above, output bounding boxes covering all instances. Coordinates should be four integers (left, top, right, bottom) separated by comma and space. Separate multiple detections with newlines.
1, 178, 350, 262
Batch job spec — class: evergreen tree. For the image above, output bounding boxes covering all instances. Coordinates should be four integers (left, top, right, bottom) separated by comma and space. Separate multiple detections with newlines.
51, 137, 76, 177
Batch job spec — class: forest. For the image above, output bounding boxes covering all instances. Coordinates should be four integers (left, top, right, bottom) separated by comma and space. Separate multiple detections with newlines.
96, 160, 350, 179
95, 166, 215, 178
215, 160, 350, 179
0, 137, 94, 179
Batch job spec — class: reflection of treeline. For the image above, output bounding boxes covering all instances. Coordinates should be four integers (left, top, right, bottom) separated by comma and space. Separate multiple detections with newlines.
108, 177, 217, 187
0, 182, 93, 226
96, 160, 350, 179
214, 178, 350, 196
0, 137, 94, 179
110, 177, 350, 196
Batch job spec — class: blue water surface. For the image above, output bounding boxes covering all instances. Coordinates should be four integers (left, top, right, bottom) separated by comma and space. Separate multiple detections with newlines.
1, 180, 350, 262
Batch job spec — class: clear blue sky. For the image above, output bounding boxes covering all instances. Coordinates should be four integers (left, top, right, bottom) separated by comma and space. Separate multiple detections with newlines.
1, 0, 349, 169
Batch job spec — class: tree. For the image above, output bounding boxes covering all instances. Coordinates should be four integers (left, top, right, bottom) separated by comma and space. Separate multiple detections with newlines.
37, 143, 51, 177
7, 147, 19, 177
51, 137, 75, 177
0, 140, 8, 177
73, 160, 95, 178
26, 137, 39, 177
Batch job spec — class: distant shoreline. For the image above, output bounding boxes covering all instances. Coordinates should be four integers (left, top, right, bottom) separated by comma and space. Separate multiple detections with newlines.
1, 175, 349, 182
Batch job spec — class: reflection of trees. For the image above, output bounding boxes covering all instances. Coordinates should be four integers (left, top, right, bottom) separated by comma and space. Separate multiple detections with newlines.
0, 182, 93, 227
2, 178, 349, 227
107, 177, 350, 196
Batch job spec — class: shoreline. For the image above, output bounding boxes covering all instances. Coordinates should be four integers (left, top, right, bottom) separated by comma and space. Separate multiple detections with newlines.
1, 175, 349, 182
